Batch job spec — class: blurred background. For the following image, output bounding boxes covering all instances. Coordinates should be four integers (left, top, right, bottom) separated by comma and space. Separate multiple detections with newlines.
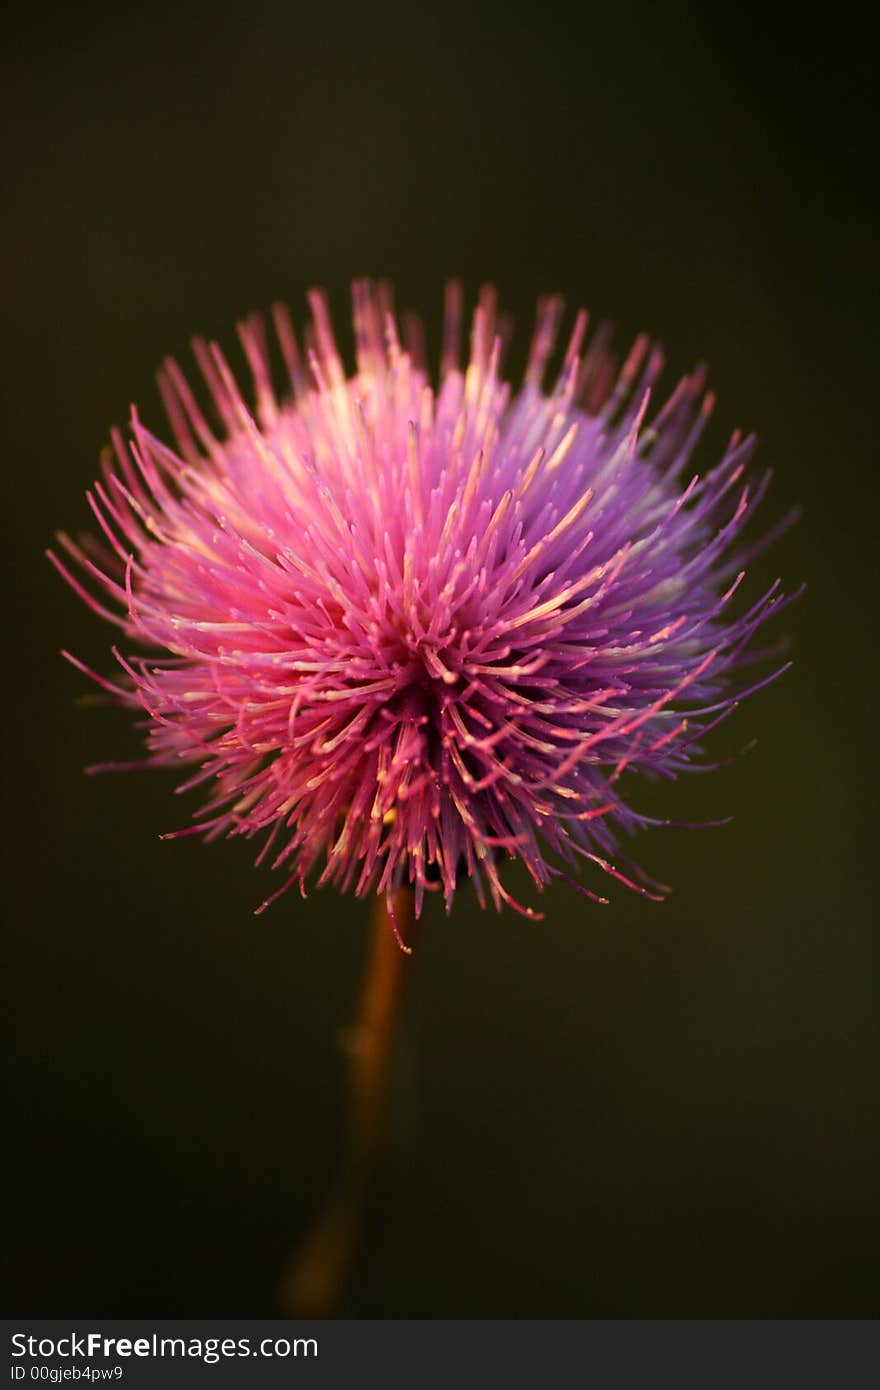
3, 0, 876, 1317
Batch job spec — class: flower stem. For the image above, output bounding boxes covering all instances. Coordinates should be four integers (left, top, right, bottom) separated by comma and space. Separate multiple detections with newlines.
279, 888, 415, 1317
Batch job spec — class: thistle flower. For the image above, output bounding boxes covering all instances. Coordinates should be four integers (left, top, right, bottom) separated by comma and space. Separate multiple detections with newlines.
51, 282, 795, 924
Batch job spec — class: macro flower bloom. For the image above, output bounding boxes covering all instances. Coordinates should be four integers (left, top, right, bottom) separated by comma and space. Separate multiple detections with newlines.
52, 282, 795, 925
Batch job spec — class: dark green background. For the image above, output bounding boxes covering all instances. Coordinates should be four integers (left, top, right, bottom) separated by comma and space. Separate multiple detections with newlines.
4, 0, 876, 1316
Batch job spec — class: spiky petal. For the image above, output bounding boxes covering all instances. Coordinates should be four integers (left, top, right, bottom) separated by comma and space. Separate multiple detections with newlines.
51, 283, 795, 920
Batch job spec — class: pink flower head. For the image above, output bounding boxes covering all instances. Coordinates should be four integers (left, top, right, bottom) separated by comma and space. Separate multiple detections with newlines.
52, 282, 795, 923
